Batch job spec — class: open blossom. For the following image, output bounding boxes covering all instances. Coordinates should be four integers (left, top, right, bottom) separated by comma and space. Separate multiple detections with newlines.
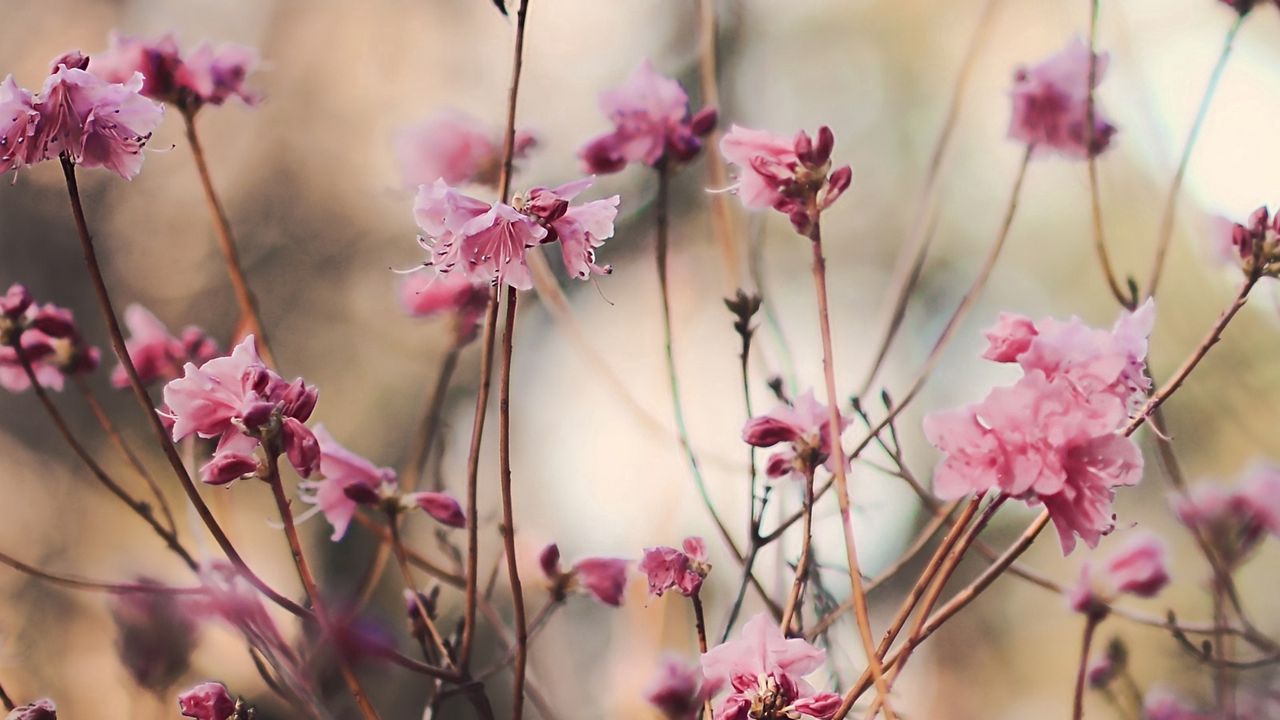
742, 390, 850, 481
1009, 37, 1116, 158
579, 59, 716, 173
645, 656, 714, 720
113, 304, 220, 388
399, 271, 490, 344
0, 76, 41, 173
396, 108, 535, 187
0, 289, 100, 393
701, 613, 840, 720
720, 125, 852, 233
639, 536, 710, 598
93, 33, 259, 109
177, 681, 236, 720
412, 177, 617, 290
539, 543, 629, 606
1173, 462, 1280, 564
1069, 532, 1170, 616
4, 700, 56, 720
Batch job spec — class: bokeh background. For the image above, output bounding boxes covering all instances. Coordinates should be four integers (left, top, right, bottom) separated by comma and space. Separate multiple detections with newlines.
2, 0, 1279, 717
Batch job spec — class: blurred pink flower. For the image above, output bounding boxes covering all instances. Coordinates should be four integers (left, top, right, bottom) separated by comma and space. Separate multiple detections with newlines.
639, 536, 709, 598
1142, 689, 1214, 720
1009, 37, 1116, 158
182, 42, 260, 107
539, 543, 630, 606
299, 425, 397, 541
4, 700, 56, 720
742, 390, 850, 481
1069, 532, 1170, 615
162, 336, 265, 441
1174, 462, 1280, 563
177, 681, 236, 720
579, 59, 715, 173
111, 579, 199, 693
523, 178, 619, 280
981, 312, 1038, 362
0, 76, 41, 173
720, 125, 851, 233
113, 304, 220, 388
93, 33, 260, 109
0, 293, 99, 393
645, 656, 713, 720
701, 613, 840, 720
397, 108, 535, 187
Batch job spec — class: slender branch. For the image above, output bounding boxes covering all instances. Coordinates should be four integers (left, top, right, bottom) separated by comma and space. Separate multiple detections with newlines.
1146, 15, 1245, 298
181, 109, 276, 366
1073, 616, 1101, 720
387, 509, 455, 666
696, 0, 741, 287
497, 286, 529, 720
0, 549, 205, 595
1085, 0, 1131, 307
780, 465, 816, 633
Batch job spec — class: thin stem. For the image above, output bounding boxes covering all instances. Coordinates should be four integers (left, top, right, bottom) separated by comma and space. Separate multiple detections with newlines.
497, 286, 529, 720
692, 593, 710, 654
387, 510, 456, 666
0, 549, 206, 595
1146, 15, 1245, 299
807, 215, 896, 720
780, 465, 816, 633
73, 375, 176, 532
696, 0, 741, 287
263, 452, 383, 720
1073, 617, 1101, 720
0, 677, 12, 712
181, 109, 276, 366
1085, 0, 1131, 307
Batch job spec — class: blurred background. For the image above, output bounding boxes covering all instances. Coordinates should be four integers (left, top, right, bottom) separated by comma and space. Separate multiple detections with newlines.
2, 0, 1279, 717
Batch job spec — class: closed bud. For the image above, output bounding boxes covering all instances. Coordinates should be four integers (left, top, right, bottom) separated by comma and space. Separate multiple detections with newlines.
1, 284, 32, 319
27, 306, 76, 338
813, 126, 835, 165
793, 130, 814, 164
823, 165, 853, 209
689, 106, 718, 136
281, 417, 320, 478
200, 453, 259, 486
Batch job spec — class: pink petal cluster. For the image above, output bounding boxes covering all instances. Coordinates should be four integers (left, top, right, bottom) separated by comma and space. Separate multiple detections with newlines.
742, 390, 850, 481
701, 613, 840, 720
1173, 462, 1280, 564
162, 336, 319, 485
1220, 205, 1280, 277
177, 681, 236, 720
396, 108, 536, 187
4, 700, 56, 720
925, 304, 1154, 554
720, 125, 852, 233
412, 177, 618, 290
579, 59, 716, 173
92, 32, 260, 109
639, 536, 710, 598
1068, 532, 1170, 616
113, 304, 220, 388
539, 543, 629, 606
1009, 37, 1116, 158
1, 53, 164, 179
645, 656, 714, 720
0, 285, 100, 393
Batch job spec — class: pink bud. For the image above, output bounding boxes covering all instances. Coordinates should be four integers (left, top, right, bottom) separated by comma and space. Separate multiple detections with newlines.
538, 543, 562, 579
579, 135, 628, 175
812, 126, 835, 165
177, 682, 236, 720
408, 491, 467, 528
689, 106, 718, 137
27, 306, 76, 338
1, 284, 32, 319
1248, 206, 1270, 235
822, 165, 852, 208
982, 313, 1038, 363
573, 557, 629, 606
281, 417, 320, 478
200, 452, 258, 486
281, 379, 318, 422
792, 130, 814, 163
741, 416, 800, 448
238, 400, 276, 431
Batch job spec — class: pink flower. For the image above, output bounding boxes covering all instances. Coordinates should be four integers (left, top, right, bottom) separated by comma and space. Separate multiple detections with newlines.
523, 178, 619, 280
742, 390, 850, 481
701, 613, 840, 720
111, 578, 199, 693
399, 267, 491, 344
639, 536, 710, 598
177, 681, 236, 720
396, 108, 535, 187
92, 33, 260, 109
645, 656, 713, 720
1009, 37, 1116, 158
182, 42, 260, 107
1174, 462, 1280, 564
0, 293, 99, 393
1142, 689, 1214, 720
162, 336, 266, 441
539, 543, 629, 606
191, 561, 288, 656
720, 125, 851, 233
1069, 532, 1170, 615
4, 700, 56, 720
299, 425, 397, 541
924, 371, 1144, 554
982, 312, 1038, 362
0, 76, 41, 173
113, 304, 220, 388
1220, 205, 1280, 278
579, 59, 715, 173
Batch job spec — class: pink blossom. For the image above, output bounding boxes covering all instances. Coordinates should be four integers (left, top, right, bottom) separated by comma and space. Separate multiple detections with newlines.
639, 536, 710, 598
1174, 462, 1280, 563
182, 42, 260, 107
299, 425, 397, 541
0, 294, 99, 393
399, 271, 490, 344
1069, 532, 1170, 615
413, 180, 546, 290
162, 336, 265, 441
396, 108, 535, 187
539, 543, 629, 606
742, 390, 850, 481
191, 561, 288, 655
113, 304, 219, 388
1009, 37, 1116, 158
0, 76, 41, 173
111, 579, 199, 693
0, 332, 64, 393
523, 178, 619, 280
92, 33, 260, 109
4, 700, 56, 720
579, 59, 715, 173
177, 681, 236, 720
1220, 205, 1280, 277
720, 125, 851, 233
924, 371, 1144, 554
701, 613, 840, 720
645, 656, 713, 720
982, 312, 1038, 362
1142, 689, 1214, 720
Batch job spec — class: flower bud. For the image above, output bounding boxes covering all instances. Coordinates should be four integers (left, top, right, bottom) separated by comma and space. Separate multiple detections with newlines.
689, 106, 718, 137
823, 165, 853, 209
741, 416, 800, 448
406, 491, 467, 528
538, 543, 562, 579
177, 682, 236, 720
200, 452, 258, 486
281, 417, 320, 478
1, 284, 32, 320
27, 306, 76, 338
50, 51, 89, 72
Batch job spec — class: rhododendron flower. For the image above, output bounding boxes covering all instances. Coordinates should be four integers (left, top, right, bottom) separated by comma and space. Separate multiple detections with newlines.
539, 543, 630, 606
0, 76, 41, 173
1173, 462, 1280, 565
645, 656, 714, 720
1069, 532, 1169, 616
0, 292, 100, 393
300, 425, 398, 541
94, 33, 259, 110
113, 304, 219, 388
182, 42, 260, 107
720, 125, 851, 233
742, 390, 850, 481
397, 108, 535, 187
177, 681, 236, 720
1220, 205, 1280, 278
1009, 37, 1116, 158
701, 613, 841, 720
924, 371, 1144, 554
4, 700, 56, 720
639, 536, 710, 597
579, 59, 715, 173
399, 267, 491, 344
521, 178, 619, 280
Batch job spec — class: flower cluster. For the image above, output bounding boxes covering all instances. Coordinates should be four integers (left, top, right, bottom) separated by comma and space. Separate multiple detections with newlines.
1009, 37, 1116, 159
4, 700, 56, 720
720, 125, 852, 233
0, 284, 99, 393
639, 536, 710, 598
413, 177, 619, 289
924, 303, 1154, 553
1068, 532, 1170, 618
1, 53, 164, 179
1172, 462, 1280, 567
644, 657, 713, 720
579, 59, 716, 173
742, 390, 850, 481
1220, 205, 1280, 278
113, 304, 220, 388
397, 108, 535, 188
539, 543, 629, 606
92, 33, 259, 111
701, 613, 841, 720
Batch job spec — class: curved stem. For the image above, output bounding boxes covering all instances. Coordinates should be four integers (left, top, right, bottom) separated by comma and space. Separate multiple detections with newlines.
0, 549, 205, 595
1073, 617, 1101, 720
387, 510, 456, 666
1146, 16, 1245, 299
1085, 0, 1131, 307
497, 286, 529, 720
181, 109, 276, 367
